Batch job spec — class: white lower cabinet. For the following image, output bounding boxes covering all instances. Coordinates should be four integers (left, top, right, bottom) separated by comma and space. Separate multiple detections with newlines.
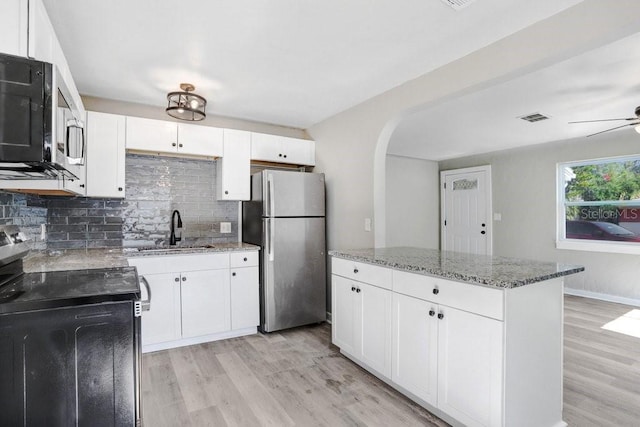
437, 305, 503, 427
332, 275, 392, 377
391, 293, 503, 427
230, 265, 259, 330
391, 293, 438, 406
129, 251, 258, 352
333, 257, 566, 427
181, 269, 230, 338
139, 273, 182, 345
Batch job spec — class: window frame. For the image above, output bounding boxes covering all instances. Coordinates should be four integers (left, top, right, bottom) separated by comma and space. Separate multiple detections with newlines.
556, 154, 640, 255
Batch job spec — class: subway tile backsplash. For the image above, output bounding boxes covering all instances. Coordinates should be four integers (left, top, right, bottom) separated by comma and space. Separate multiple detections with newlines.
0, 154, 239, 250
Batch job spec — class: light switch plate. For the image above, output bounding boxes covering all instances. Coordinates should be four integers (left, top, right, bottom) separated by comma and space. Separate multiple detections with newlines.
493, 213, 502, 221
364, 218, 372, 232
220, 222, 231, 233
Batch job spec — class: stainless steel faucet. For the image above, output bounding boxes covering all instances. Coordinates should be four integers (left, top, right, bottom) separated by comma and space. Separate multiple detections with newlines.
169, 210, 182, 245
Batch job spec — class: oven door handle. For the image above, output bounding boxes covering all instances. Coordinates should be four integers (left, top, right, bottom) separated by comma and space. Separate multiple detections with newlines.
140, 276, 151, 311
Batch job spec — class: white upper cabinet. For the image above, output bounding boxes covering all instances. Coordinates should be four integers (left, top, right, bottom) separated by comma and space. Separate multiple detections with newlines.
251, 133, 315, 166
28, 0, 55, 63
86, 112, 126, 198
0, 0, 29, 57
126, 117, 223, 158
177, 123, 223, 157
217, 129, 250, 201
126, 117, 177, 152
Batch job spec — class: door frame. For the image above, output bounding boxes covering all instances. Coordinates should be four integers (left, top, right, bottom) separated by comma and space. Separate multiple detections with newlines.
440, 165, 493, 255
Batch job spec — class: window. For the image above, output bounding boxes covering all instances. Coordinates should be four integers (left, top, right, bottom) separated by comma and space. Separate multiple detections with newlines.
558, 155, 640, 254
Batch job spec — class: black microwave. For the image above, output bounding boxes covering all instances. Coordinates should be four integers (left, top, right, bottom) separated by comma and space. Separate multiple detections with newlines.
0, 53, 84, 180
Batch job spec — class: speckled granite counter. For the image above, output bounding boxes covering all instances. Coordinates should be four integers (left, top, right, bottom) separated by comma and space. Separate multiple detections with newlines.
24, 243, 260, 273
329, 247, 584, 289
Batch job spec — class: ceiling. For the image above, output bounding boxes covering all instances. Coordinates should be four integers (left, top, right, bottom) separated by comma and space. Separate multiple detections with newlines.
388, 30, 640, 161
43, 0, 583, 129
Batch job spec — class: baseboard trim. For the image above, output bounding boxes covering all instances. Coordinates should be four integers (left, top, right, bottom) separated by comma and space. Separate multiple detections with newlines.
142, 327, 257, 353
564, 288, 640, 307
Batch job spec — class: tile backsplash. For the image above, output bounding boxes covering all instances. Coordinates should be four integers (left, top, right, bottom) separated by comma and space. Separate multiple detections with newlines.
0, 154, 239, 250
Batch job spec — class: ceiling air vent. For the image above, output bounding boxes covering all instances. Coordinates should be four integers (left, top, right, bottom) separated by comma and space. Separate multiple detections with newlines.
519, 113, 550, 123
440, 0, 476, 11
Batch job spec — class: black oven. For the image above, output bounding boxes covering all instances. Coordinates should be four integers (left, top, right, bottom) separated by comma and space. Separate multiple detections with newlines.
0, 225, 142, 425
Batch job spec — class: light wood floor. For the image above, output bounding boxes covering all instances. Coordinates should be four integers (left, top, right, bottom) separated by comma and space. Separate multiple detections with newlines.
142, 295, 640, 426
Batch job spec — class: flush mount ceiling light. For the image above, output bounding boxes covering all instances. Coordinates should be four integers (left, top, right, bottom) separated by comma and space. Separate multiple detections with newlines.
166, 83, 206, 121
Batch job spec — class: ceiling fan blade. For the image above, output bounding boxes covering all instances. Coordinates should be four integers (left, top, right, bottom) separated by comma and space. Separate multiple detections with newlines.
586, 122, 638, 137
569, 117, 637, 124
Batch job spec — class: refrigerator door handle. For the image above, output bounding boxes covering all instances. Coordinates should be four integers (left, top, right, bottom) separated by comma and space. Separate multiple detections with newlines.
267, 218, 275, 261
267, 174, 275, 217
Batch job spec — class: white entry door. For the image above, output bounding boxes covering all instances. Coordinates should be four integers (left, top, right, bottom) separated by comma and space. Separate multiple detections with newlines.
441, 166, 492, 255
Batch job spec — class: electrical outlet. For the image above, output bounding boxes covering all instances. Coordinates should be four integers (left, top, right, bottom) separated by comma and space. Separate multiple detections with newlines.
220, 222, 231, 233
364, 218, 372, 232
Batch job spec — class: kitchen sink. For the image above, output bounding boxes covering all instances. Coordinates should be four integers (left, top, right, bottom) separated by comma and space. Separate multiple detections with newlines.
135, 244, 217, 253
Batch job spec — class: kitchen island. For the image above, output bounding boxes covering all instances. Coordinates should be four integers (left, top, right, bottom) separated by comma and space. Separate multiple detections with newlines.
329, 247, 584, 427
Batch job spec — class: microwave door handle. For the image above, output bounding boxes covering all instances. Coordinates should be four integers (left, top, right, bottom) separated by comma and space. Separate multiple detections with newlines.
65, 119, 85, 165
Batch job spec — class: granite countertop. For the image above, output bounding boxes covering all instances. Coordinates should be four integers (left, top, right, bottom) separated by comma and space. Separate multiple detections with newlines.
329, 247, 584, 289
24, 243, 260, 273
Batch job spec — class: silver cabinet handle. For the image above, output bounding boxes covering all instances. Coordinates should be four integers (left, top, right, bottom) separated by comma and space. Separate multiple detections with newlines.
140, 276, 151, 311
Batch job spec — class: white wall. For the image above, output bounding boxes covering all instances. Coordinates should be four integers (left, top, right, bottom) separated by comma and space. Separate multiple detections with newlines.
439, 131, 640, 303
386, 155, 439, 249
309, 1, 640, 253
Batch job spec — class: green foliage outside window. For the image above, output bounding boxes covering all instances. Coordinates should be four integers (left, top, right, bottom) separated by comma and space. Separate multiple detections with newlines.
564, 160, 640, 222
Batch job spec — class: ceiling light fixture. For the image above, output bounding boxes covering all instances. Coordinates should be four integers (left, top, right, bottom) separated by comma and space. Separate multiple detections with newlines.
166, 83, 206, 121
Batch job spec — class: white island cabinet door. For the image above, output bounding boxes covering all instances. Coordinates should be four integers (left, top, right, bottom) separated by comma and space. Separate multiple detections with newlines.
126, 116, 178, 153
392, 293, 438, 407
140, 273, 182, 346
437, 306, 503, 427
230, 266, 259, 330
181, 269, 231, 338
177, 123, 223, 157
359, 281, 392, 377
332, 275, 359, 357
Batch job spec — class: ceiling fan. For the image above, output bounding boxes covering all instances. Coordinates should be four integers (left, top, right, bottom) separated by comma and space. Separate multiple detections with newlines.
569, 105, 640, 137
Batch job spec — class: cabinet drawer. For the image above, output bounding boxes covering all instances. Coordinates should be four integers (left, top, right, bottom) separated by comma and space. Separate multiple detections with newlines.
128, 253, 230, 274
332, 257, 392, 290
393, 270, 504, 320
230, 251, 259, 268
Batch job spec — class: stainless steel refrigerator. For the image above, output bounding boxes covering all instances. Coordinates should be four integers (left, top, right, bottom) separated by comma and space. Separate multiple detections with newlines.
242, 170, 326, 332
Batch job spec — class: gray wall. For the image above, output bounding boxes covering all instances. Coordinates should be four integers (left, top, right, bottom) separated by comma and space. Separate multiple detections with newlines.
439, 130, 640, 302
386, 155, 440, 249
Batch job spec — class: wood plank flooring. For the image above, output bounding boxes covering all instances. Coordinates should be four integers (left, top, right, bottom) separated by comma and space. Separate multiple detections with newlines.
142, 295, 640, 426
